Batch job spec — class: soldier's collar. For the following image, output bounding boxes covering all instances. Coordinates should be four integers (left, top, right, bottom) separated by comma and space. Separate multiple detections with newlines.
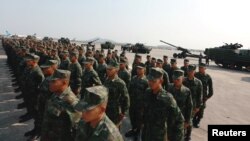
58, 87, 71, 99
93, 114, 107, 136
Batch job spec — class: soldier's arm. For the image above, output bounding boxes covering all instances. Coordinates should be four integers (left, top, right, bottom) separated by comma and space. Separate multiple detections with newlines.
164, 72, 170, 90
92, 73, 102, 86
75, 65, 83, 88
119, 82, 130, 114
196, 80, 203, 108
167, 97, 185, 141
185, 90, 193, 124
207, 75, 214, 99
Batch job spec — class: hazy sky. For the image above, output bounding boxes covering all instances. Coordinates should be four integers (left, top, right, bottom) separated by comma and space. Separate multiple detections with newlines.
1, 0, 250, 49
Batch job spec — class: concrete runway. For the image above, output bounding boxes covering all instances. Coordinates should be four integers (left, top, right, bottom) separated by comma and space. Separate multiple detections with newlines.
0, 43, 250, 141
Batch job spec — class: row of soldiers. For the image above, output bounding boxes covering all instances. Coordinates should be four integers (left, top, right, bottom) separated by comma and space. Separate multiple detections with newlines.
2, 37, 213, 141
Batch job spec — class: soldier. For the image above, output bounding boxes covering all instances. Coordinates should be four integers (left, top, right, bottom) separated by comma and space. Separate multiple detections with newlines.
205, 56, 209, 66
80, 57, 102, 99
86, 50, 98, 70
183, 64, 203, 141
59, 50, 70, 70
74, 86, 124, 141
125, 63, 148, 140
78, 46, 86, 64
104, 61, 130, 128
169, 58, 179, 83
25, 60, 58, 140
194, 63, 213, 128
20, 54, 45, 123
41, 69, 81, 141
168, 70, 193, 140
162, 55, 171, 74
181, 59, 189, 77
118, 58, 131, 89
69, 50, 82, 96
50, 48, 61, 65
156, 59, 170, 90
131, 54, 143, 77
145, 55, 151, 74
142, 68, 184, 141
97, 54, 107, 83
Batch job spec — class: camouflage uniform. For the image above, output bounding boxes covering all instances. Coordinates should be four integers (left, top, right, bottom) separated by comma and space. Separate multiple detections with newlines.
60, 57, 71, 70
128, 75, 148, 134
142, 68, 184, 141
118, 68, 131, 89
97, 63, 107, 83
142, 88, 184, 141
104, 75, 130, 125
181, 66, 188, 77
69, 61, 82, 95
194, 67, 213, 125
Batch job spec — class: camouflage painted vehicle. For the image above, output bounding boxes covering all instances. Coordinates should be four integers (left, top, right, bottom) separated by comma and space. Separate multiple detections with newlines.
204, 43, 250, 70
101, 41, 115, 50
121, 43, 132, 51
131, 43, 152, 54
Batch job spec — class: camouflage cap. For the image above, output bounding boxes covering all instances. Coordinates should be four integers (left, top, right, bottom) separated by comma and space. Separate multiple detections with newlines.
146, 55, 151, 57
119, 58, 127, 64
83, 57, 95, 64
51, 69, 71, 81
135, 54, 142, 58
199, 63, 206, 67
25, 53, 40, 61
74, 86, 109, 112
171, 59, 177, 64
163, 55, 168, 58
61, 50, 69, 55
99, 53, 105, 58
151, 57, 156, 61
136, 63, 146, 69
70, 50, 79, 57
187, 64, 197, 71
107, 61, 119, 69
147, 68, 163, 80
173, 70, 184, 80
156, 59, 163, 64
40, 60, 58, 68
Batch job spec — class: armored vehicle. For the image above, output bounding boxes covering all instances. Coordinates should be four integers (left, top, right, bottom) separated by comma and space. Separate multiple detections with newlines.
131, 43, 152, 54
101, 41, 115, 50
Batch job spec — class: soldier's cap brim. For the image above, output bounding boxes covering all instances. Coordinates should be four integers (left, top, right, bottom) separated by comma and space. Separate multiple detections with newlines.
40, 65, 51, 68
136, 66, 145, 69
106, 65, 119, 69
147, 75, 161, 81
74, 101, 98, 112
172, 75, 183, 80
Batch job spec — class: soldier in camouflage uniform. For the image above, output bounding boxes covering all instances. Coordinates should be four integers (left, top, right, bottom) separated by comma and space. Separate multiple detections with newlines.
169, 59, 179, 83
142, 68, 184, 141
25, 60, 58, 140
125, 63, 148, 140
97, 54, 107, 83
59, 50, 71, 70
162, 55, 171, 74
78, 46, 86, 65
156, 59, 170, 90
183, 64, 203, 141
41, 69, 81, 141
131, 54, 144, 77
168, 70, 193, 140
194, 63, 213, 128
104, 62, 130, 128
181, 59, 189, 77
20, 54, 45, 123
118, 58, 131, 89
144, 55, 151, 75
69, 50, 82, 96
49, 48, 61, 65
80, 57, 102, 99
74, 86, 124, 141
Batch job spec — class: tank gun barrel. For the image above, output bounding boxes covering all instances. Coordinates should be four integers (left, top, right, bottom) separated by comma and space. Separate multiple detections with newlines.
160, 40, 191, 54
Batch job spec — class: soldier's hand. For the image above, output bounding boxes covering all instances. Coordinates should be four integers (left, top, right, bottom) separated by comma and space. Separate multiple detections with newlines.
119, 113, 125, 121
194, 108, 200, 113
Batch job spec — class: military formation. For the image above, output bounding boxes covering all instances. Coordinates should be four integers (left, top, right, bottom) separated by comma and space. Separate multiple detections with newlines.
2, 36, 213, 141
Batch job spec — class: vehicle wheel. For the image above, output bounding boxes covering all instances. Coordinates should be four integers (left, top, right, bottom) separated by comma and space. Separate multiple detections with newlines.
178, 54, 182, 58
236, 65, 242, 70
173, 53, 178, 58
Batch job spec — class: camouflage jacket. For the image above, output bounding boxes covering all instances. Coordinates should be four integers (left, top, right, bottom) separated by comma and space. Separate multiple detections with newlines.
25, 65, 44, 94
161, 68, 170, 90
129, 75, 148, 105
104, 75, 130, 124
180, 66, 188, 77
195, 72, 213, 101
75, 115, 124, 141
168, 84, 193, 124
142, 88, 184, 141
118, 69, 131, 89
97, 63, 107, 83
41, 87, 81, 141
183, 77, 203, 109
69, 61, 82, 90
60, 58, 71, 70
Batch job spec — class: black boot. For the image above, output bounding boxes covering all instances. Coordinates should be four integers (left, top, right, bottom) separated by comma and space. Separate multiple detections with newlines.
17, 102, 26, 109
193, 118, 200, 128
19, 113, 33, 123
15, 94, 24, 99
24, 128, 36, 137
185, 126, 192, 141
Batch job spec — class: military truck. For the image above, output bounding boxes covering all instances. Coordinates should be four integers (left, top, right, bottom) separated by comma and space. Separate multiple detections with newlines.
121, 43, 132, 52
131, 43, 152, 54
101, 41, 115, 50
204, 43, 250, 70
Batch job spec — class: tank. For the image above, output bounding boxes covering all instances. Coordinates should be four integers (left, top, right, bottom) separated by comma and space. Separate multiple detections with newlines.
204, 43, 250, 70
101, 41, 115, 50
